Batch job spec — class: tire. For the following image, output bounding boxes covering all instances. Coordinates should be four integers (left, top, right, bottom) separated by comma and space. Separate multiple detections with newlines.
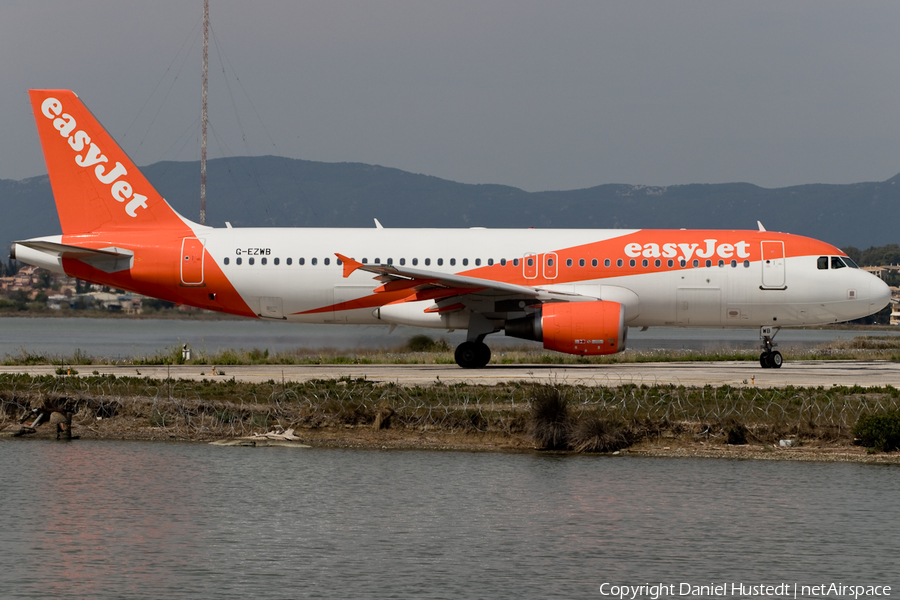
770, 351, 783, 369
476, 343, 491, 367
760, 352, 770, 368
455, 341, 491, 368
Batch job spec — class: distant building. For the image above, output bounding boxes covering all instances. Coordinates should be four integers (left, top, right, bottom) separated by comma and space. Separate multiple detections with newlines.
891, 288, 900, 326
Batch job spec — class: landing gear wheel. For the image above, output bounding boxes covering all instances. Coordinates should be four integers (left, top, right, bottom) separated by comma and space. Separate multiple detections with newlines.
760, 351, 783, 369
455, 341, 491, 369
759, 327, 782, 369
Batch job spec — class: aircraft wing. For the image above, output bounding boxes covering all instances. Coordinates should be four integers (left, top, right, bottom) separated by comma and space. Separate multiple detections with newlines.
335, 253, 588, 302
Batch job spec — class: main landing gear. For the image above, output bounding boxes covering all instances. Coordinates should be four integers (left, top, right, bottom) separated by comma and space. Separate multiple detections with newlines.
455, 313, 496, 369
759, 326, 782, 369
455, 341, 491, 369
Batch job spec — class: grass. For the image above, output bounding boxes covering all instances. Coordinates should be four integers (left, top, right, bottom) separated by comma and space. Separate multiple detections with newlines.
7, 334, 900, 368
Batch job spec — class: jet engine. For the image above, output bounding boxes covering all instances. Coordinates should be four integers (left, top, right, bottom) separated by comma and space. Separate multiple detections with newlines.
505, 301, 627, 355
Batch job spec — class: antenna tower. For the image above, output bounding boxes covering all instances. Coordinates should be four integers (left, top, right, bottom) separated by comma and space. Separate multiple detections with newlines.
200, 0, 208, 225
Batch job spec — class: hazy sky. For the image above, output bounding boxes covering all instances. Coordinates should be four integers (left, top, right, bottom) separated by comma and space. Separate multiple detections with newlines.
3, 1, 900, 191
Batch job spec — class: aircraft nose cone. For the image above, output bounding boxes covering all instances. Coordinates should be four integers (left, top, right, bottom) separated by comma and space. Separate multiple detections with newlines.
870, 276, 892, 311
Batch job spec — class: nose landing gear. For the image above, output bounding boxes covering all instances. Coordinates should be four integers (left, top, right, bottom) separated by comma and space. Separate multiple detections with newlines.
759, 326, 782, 369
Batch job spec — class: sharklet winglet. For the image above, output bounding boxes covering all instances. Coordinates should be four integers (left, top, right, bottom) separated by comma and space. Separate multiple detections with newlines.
336, 253, 361, 278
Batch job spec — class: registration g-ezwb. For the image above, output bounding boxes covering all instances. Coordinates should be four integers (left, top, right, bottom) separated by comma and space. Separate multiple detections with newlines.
13, 90, 891, 368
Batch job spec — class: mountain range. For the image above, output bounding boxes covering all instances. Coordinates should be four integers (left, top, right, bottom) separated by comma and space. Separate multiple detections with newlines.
2, 155, 897, 251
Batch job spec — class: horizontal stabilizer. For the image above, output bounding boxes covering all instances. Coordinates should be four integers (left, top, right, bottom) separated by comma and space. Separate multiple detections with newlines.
13, 240, 134, 273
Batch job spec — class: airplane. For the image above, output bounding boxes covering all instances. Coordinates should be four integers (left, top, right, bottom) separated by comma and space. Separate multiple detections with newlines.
11, 89, 892, 369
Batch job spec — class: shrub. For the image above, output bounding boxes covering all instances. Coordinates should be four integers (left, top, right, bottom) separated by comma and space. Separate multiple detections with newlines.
571, 416, 633, 453
725, 421, 749, 445
406, 335, 450, 352
530, 386, 570, 450
853, 411, 900, 452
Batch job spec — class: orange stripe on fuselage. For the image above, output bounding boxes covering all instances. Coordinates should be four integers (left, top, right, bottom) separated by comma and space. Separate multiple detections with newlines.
451, 230, 841, 286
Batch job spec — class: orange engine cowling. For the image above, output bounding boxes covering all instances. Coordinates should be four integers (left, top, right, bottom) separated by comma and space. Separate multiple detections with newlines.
505, 301, 627, 355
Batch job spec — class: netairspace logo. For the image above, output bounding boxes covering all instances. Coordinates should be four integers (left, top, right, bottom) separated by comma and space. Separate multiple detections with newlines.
598, 582, 891, 600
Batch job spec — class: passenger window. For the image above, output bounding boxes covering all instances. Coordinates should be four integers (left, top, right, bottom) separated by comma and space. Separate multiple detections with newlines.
274, 258, 280, 265
425, 258, 430, 266
642, 259, 648, 267
236, 257, 242, 265
617, 259, 623, 267
527, 258, 534, 267
817, 256, 829, 270
249, 257, 255, 265
705, 259, 711, 268
324, 258, 330, 266
717, 260, 724, 267
300, 258, 305, 265
668, 259, 674, 267
450, 258, 456, 266
579, 259, 585, 267
731, 260, 737, 268
743, 260, 750, 268
438, 258, 444, 266
337, 259, 342, 266
831, 256, 846, 269
603, 259, 609, 267
287, 258, 292, 265
477, 259, 483, 266
693, 260, 699, 267
629, 259, 636, 267
400, 258, 406, 266
311, 258, 317, 266
655, 259, 661, 267
500, 259, 507, 266
486, 259, 491, 266
593, 259, 599, 267
360, 258, 365, 264
224, 257, 230, 265
462, 258, 468, 266
374, 258, 380, 264
386, 258, 392, 265
261, 257, 267, 265
679, 259, 686, 267
412, 258, 418, 266
513, 259, 519, 267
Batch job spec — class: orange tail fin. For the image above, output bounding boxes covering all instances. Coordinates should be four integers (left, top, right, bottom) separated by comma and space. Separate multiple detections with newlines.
29, 90, 190, 234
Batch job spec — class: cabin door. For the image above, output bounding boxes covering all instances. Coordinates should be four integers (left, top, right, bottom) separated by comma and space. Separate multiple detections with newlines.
761, 241, 786, 289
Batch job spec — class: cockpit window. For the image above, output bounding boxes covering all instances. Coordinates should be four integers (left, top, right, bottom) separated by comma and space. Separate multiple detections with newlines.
843, 256, 859, 268
817, 256, 828, 270
831, 256, 847, 270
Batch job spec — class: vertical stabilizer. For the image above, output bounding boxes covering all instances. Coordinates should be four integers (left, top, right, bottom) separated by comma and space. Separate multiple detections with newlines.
29, 89, 190, 234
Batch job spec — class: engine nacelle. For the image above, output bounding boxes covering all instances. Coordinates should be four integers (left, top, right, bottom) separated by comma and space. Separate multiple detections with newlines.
505, 301, 627, 355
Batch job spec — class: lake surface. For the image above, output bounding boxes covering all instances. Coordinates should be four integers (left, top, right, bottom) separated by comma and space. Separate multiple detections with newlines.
1, 441, 897, 599
1, 317, 897, 359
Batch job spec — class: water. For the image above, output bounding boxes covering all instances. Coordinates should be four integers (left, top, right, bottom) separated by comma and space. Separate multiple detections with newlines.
1, 317, 897, 358
1, 441, 896, 599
